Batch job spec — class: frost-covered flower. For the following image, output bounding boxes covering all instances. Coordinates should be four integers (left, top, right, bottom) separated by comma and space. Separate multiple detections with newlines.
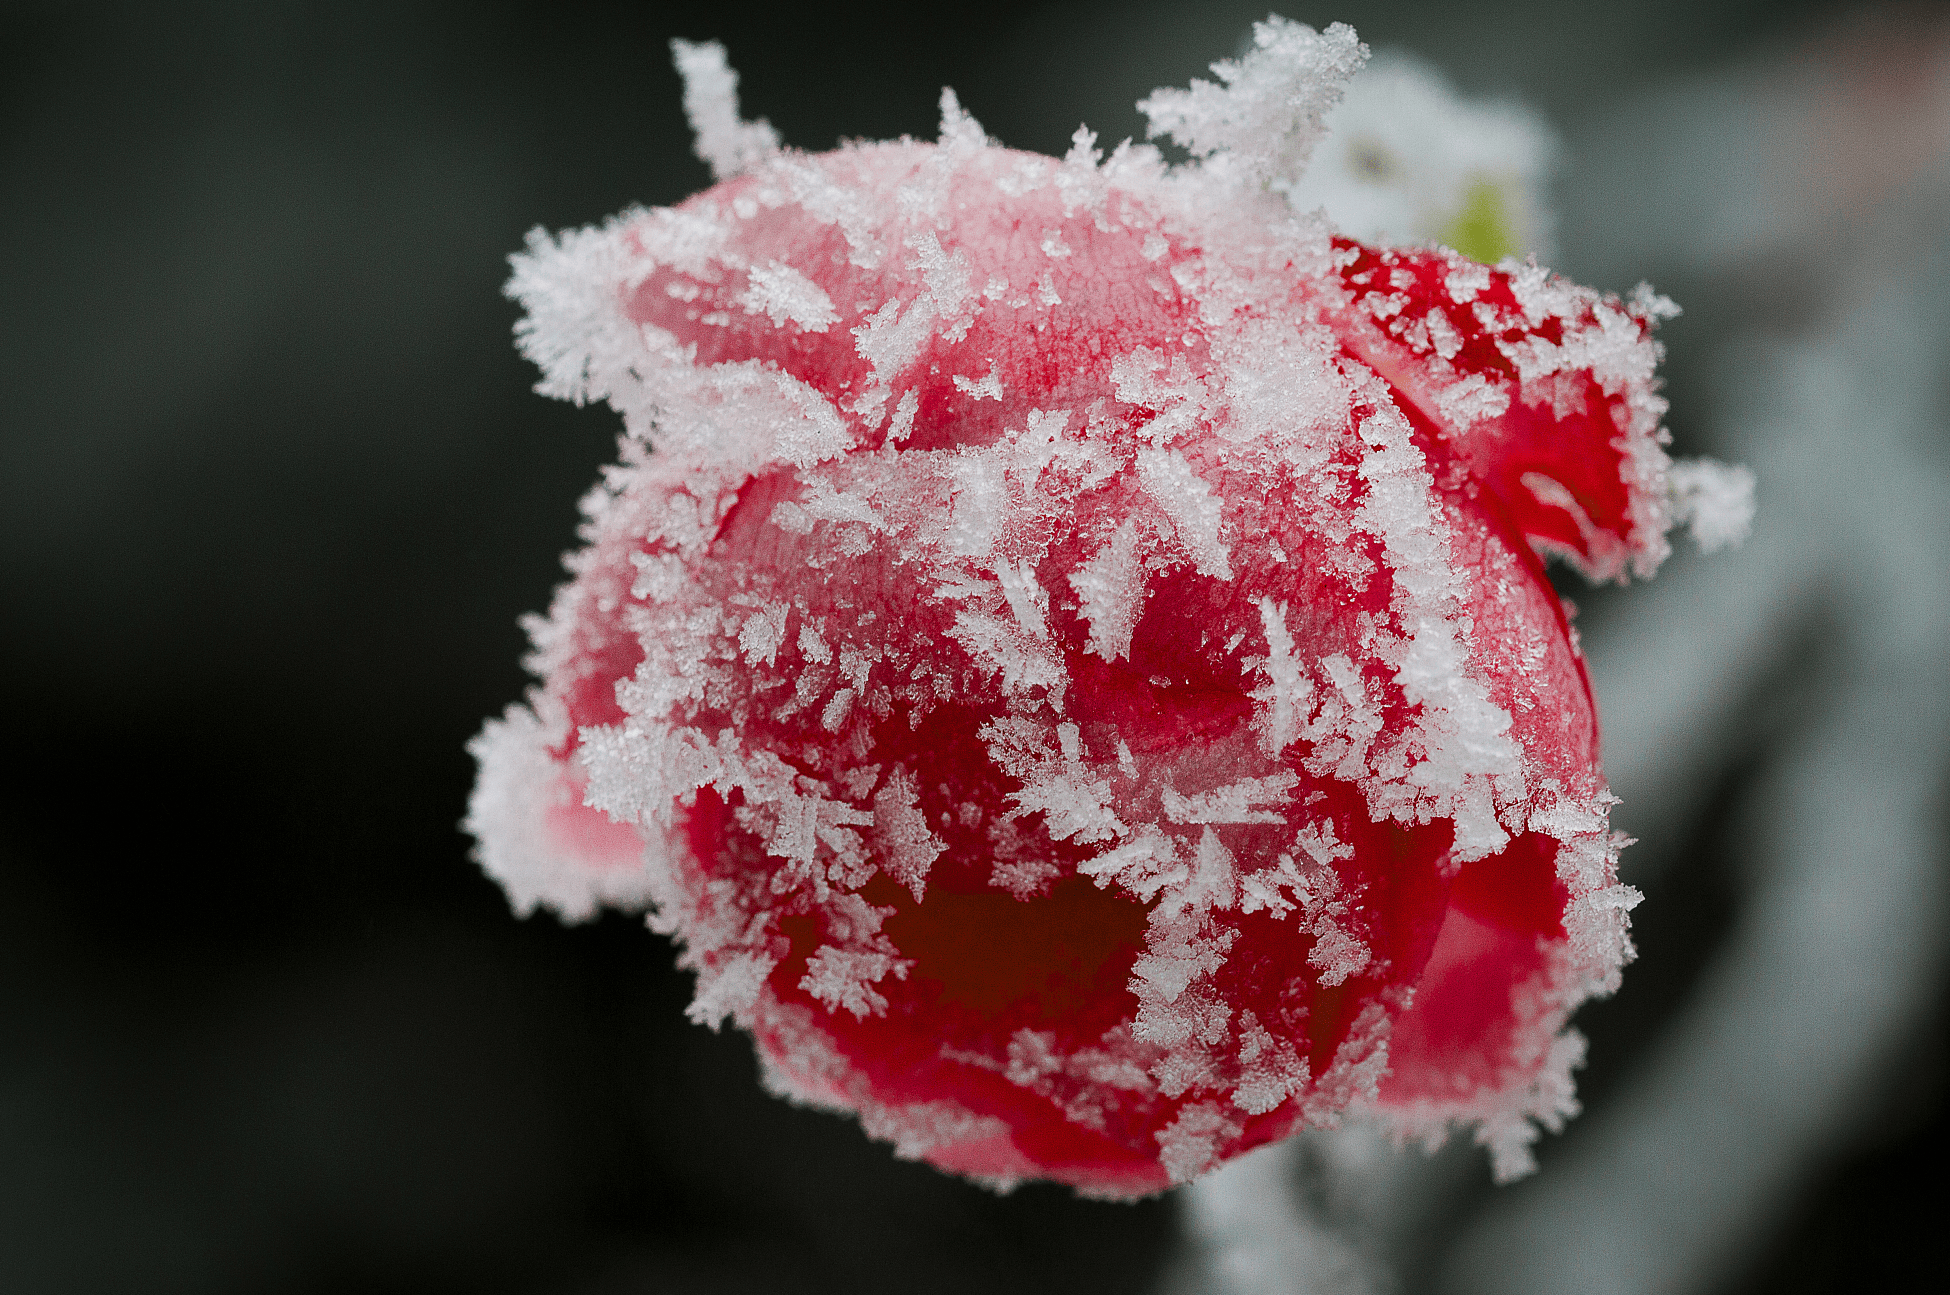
467, 19, 1730, 1196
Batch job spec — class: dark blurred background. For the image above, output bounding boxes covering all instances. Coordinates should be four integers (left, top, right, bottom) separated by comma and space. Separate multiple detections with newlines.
2, 2, 1942, 1292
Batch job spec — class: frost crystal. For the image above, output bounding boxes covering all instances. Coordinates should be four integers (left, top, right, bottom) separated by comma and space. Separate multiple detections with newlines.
465, 20, 1725, 1198
1667, 456, 1756, 553
1138, 18, 1368, 190
670, 39, 780, 181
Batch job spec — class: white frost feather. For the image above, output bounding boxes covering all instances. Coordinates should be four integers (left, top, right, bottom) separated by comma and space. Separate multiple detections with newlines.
671, 39, 781, 181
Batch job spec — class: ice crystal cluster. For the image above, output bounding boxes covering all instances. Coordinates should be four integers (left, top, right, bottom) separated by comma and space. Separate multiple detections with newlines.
468, 19, 1733, 1196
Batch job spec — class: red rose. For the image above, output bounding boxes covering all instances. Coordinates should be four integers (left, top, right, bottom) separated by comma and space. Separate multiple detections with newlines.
468, 21, 1675, 1195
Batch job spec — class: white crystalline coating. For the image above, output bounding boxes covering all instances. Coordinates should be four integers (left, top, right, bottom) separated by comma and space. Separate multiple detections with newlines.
506, 223, 646, 407
1295, 819, 1353, 867
912, 232, 978, 342
1629, 280, 1682, 322
1111, 348, 1213, 447
953, 366, 1004, 401
687, 950, 779, 1029
464, 700, 655, 921
996, 558, 1051, 640
1337, 398, 1522, 859
1319, 239, 1685, 585
739, 259, 839, 331
853, 297, 934, 385
1162, 773, 1301, 825
737, 601, 790, 665
1078, 826, 1185, 902
801, 944, 911, 1019
796, 621, 832, 664
1501, 297, 1657, 402
1251, 598, 1313, 756
873, 766, 945, 900
1307, 917, 1373, 986
1434, 373, 1512, 428
1136, 447, 1232, 579
1178, 827, 1241, 913
1131, 915, 1235, 1005
1231, 1011, 1310, 1115
943, 451, 1008, 557
936, 86, 989, 153
1424, 306, 1464, 358
1139, 17, 1369, 191
1069, 517, 1147, 661
1668, 457, 1756, 552
670, 39, 782, 182
998, 749, 1126, 847
886, 388, 921, 444
1447, 260, 1492, 301
1157, 1102, 1244, 1184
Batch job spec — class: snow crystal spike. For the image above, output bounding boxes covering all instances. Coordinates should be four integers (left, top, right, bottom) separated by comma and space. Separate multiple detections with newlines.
670, 38, 780, 181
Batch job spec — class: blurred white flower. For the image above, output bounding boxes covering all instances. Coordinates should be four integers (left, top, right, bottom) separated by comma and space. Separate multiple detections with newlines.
1280, 53, 1556, 262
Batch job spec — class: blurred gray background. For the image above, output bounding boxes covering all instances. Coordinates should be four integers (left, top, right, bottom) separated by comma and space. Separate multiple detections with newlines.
2, 2, 1942, 1292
